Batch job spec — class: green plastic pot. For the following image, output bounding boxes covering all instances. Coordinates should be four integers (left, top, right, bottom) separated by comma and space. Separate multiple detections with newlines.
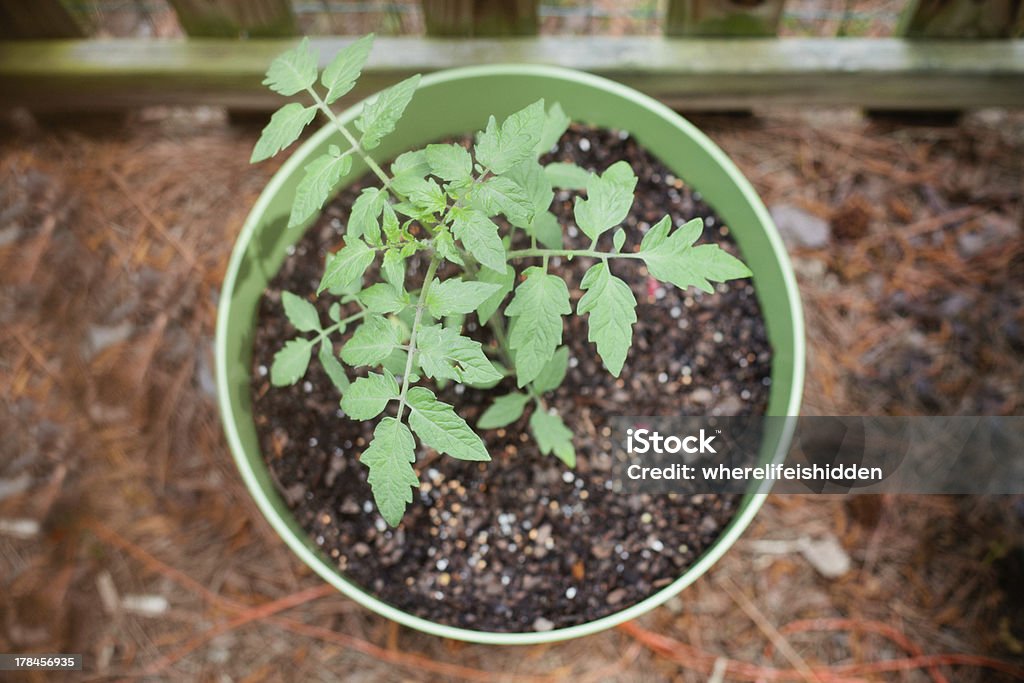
216, 65, 805, 645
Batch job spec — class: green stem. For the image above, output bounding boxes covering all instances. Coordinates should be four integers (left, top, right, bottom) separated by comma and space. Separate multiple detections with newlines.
507, 247, 643, 261
306, 87, 393, 191
395, 255, 442, 420
317, 310, 366, 340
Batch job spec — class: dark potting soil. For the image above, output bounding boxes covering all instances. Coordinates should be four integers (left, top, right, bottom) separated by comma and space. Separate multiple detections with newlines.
249, 125, 773, 632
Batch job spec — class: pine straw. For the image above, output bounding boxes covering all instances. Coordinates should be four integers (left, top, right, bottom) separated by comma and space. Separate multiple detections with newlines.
1, 107, 1022, 681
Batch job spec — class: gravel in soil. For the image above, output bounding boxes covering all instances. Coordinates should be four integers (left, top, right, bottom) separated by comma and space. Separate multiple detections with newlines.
250, 124, 773, 632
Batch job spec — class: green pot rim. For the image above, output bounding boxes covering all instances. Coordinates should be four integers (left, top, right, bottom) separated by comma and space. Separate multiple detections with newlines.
216, 63, 805, 645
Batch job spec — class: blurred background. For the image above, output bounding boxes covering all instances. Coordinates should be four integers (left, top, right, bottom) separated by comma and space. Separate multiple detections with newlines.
1, 0, 1023, 680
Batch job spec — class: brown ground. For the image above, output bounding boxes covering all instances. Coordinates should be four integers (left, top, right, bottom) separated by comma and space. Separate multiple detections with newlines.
1, 104, 1022, 682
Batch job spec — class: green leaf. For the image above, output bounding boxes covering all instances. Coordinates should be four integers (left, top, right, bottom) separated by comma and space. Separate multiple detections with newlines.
612, 227, 626, 253
318, 240, 375, 295
475, 266, 514, 324
328, 302, 342, 323
289, 152, 353, 228
578, 262, 637, 376
251, 103, 316, 163
544, 162, 591, 190
531, 345, 569, 394
262, 37, 317, 96
425, 277, 502, 318
407, 387, 490, 462
340, 314, 400, 366
640, 217, 752, 294
573, 161, 637, 242
358, 283, 408, 313
534, 102, 571, 155
405, 177, 447, 215
473, 176, 534, 228
281, 291, 321, 332
416, 325, 503, 385
425, 143, 472, 182
640, 215, 672, 251
360, 417, 419, 526
505, 266, 570, 387
322, 34, 374, 104
381, 249, 406, 289
356, 74, 421, 150
506, 161, 553, 223
478, 392, 530, 429
349, 188, 385, 244
341, 370, 399, 420
270, 338, 313, 386
451, 209, 506, 275
319, 341, 349, 393
474, 100, 546, 174
529, 409, 575, 467
433, 230, 465, 267
381, 204, 401, 242
391, 149, 430, 179
526, 211, 564, 250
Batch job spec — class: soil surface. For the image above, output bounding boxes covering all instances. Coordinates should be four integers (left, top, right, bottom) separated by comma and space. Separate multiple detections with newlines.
249, 125, 772, 632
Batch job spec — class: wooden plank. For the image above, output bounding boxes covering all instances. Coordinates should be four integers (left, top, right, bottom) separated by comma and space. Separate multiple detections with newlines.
421, 0, 538, 36
0, 0, 87, 39
900, 0, 1024, 39
1, 37, 1023, 111
168, 0, 296, 38
665, 0, 786, 37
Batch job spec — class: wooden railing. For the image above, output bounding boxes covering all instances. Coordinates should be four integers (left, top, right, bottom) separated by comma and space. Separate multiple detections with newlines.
1, 0, 1022, 111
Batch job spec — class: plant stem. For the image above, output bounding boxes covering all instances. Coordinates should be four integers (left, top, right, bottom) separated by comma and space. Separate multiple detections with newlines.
306, 87, 392, 190
395, 255, 441, 420
507, 247, 643, 261
318, 310, 366, 340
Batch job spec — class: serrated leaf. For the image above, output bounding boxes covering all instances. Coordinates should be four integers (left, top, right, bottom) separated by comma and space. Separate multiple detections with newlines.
505, 266, 570, 387
473, 176, 534, 227
529, 409, 575, 467
281, 291, 321, 332
358, 282, 408, 313
544, 162, 591, 190
251, 103, 316, 163
612, 227, 626, 253
262, 37, 317, 96
349, 188, 385, 244
319, 341, 349, 393
322, 34, 374, 104
340, 314, 400, 366
475, 266, 514, 324
573, 160, 637, 242
356, 74, 421, 150
474, 100, 546, 174
433, 230, 465, 267
381, 203, 401, 242
270, 338, 313, 386
391, 149, 430, 179
578, 262, 636, 376
290, 152, 353, 228
341, 370, 398, 419
318, 240, 375, 295
360, 417, 418, 526
451, 209, 506, 275
640, 215, 673, 251
526, 211, 564, 250
380, 347, 410, 378
531, 345, 569, 394
381, 249, 406, 289
640, 217, 752, 293
405, 177, 447, 215
534, 102, 571, 155
506, 160, 553, 220
478, 392, 530, 429
407, 387, 490, 461
416, 324, 503, 385
425, 143, 472, 182
425, 277, 502, 318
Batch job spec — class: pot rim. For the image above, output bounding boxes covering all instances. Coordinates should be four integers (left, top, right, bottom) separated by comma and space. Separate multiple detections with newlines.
216, 63, 805, 645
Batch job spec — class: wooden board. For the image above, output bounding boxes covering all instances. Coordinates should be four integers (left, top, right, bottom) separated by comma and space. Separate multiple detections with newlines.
1, 37, 1023, 111
900, 0, 1024, 39
0, 0, 86, 40
422, 0, 538, 36
168, 0, 296, 38
665, 0, 786, 37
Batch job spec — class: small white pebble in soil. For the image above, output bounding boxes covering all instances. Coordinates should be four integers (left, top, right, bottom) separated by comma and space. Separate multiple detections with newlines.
763, 377, 773, 386
651, 174, 661, 183
436, 558, 449, 571
362, 501, 373, 514
568, 356, 579, 369
566, 587, 578, 599
433, 591, 444, 600
641, 512, 653, 524
316, 535, 324, 545
741, 390, 751, 400
670, 306, 681, 318
308, 437, 318, 448
533, 617, 555, 632
335, 409, 344, 418
257, 365, 268, 377
501, 575, 511, 586
713, 332, 724, 343
562, 471, 574, 483
578, 138, 591, 152
574, 479, 584, 489
374, 518, 386, 532
286, 245, 296, 255
654, 287, 666, 300
650, 538, 665, 552
618, 129, 630, 140
658, 372, 668, 384
706, 215, 716, 227
454, 384, 465, 395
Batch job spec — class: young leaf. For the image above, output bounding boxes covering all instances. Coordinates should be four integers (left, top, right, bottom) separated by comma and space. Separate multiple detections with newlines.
340, 314, 400, 366
360, 417, 419, 526
270, 338, 313, 386
391, 149, 431, 179
640, 217, 752, 293
573, 160, 637, 242
526, 211, 564, 250
358, 282, 408, 313
416, 325, 504, 385
544, 162, 591, 190
531, 345, 569, 394
505, 266, 570, 387
318, 240, 375, 294
356, 74, 421, 150
251, 103, 317, 163
319, 341, 350, 393
473, 176, 534, 227
281, 291, 321, 332
529, 409, 576, 467
328, 302, 342, 323
425, 143, 472, 182
534, 102, 571, 156
322, 34, 374, 104
405, 177, 447, 215
640, 215, 672, 251
290, 152, 353, 228
425, 277, 502, 318
349, 188, 386, 243
433, 230, 465, 267
262, 37, 317, 96
341, 370, 399, 419
474, 100, 546, 174
612, 227, 626, 253
506, 161, 553, 226
478, 392, 530, 429
475, 266, 514, 324
451, 209, 507, 275
381, 249, 406, 289
578, 262, 637, 376
406, 387, 490, 461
